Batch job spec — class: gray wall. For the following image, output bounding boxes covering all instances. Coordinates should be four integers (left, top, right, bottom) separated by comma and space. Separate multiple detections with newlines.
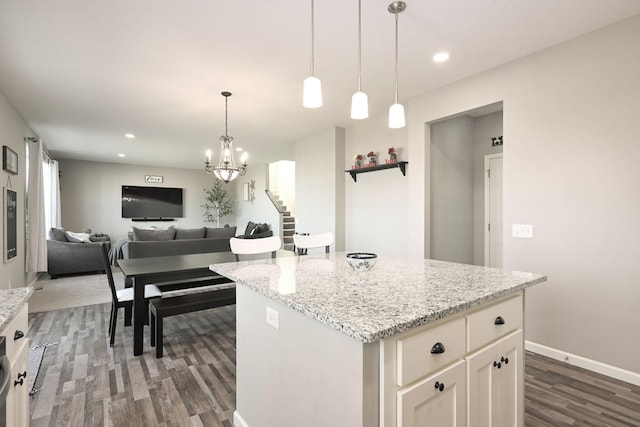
0, 89, 36, 289
57, 159, 232, 241
404, 15, 640, 373
430, 116, 475, 264
294, 127, 345, 250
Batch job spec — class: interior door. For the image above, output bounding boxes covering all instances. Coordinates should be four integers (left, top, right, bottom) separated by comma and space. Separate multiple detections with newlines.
484, 154, 503, 268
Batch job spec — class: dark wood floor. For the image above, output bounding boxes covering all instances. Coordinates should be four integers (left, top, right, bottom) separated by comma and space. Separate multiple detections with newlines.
28, 303, 640, 426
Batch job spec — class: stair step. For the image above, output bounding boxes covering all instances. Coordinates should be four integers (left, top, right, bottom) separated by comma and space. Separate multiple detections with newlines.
283, 216, 295, 222
283, 243, 295, 251
283, 224, 295, 230
282, 211, 291, 216
283, 237, 294, 244
283, 230, 295, 236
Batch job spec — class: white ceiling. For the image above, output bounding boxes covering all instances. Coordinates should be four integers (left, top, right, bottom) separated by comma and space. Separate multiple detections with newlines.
1, 1, 638, 169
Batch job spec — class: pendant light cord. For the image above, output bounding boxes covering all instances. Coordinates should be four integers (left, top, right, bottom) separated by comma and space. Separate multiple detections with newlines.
394, 11, 399, 104
310, 0, 315, 76
224, 94, 229, 138
358, 0, 362, 92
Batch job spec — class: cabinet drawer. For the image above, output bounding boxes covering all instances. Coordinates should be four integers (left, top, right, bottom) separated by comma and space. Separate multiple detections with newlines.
2, 304, 28, 362
397, 317, 466, 387
467, 295, 522, 352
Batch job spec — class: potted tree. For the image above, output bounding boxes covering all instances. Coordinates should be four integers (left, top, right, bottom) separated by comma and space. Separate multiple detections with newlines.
202, 180, 234, 227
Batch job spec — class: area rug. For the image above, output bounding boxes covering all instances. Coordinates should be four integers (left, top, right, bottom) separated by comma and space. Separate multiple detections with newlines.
28, 269, 125, 313
29, 343, 57, 396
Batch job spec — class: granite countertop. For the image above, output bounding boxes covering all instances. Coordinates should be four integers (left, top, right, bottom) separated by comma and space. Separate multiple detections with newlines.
0, 287, 33, 331
209, 252, 547, 343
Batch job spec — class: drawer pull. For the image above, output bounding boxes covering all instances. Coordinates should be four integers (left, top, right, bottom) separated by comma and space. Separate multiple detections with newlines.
434, 381, 445, 392
494, 316, 505, 325
14, 330, 25, 340
430, 342, 446, 354
501, 356, 509, 365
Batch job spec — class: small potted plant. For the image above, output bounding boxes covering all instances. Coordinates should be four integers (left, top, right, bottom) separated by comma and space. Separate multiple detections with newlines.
354, 154, 364, 168
388, 147, 397, 163
367, 151, 377, 166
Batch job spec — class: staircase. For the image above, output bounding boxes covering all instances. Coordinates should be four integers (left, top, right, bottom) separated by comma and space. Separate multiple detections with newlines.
265, 190, 296, 251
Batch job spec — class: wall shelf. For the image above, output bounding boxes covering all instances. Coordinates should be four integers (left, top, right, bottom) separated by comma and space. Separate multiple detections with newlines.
345, 161, 408, 182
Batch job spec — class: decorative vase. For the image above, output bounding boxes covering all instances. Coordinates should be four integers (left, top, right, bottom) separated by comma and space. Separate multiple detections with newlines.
355, 159, 363, 168
390, 152, 397, 162
369, 156, 377, 166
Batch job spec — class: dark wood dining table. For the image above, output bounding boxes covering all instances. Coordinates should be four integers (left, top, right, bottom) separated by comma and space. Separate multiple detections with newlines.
117, 250, 291, 356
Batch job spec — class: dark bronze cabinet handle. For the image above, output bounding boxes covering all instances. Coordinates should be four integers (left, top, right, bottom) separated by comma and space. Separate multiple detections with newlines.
434, 381, 445, 392
494, 361, 502, 369
14, 330, 24, 340
14, 371, 26, 387
494, 316, 505, 325
501, 356, 509, 365
430, 342, 446, 354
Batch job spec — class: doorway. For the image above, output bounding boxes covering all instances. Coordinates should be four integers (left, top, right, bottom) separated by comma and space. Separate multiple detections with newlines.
484, 153, 503, 268
429, 105, 503, 266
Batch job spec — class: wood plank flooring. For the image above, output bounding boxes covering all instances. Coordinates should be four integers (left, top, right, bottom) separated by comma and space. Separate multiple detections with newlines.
28, 303, 640, 426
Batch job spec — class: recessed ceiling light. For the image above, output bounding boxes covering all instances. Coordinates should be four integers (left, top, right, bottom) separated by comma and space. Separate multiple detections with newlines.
125, 133, 135, 139
433, 52, 450, 63
118, 153, 126, 158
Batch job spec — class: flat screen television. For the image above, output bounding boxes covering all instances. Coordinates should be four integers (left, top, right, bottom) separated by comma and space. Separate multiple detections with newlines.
122, 185, 183, 219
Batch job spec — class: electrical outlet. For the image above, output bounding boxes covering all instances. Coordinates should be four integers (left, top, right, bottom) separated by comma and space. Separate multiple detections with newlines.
266, 307, 279, 329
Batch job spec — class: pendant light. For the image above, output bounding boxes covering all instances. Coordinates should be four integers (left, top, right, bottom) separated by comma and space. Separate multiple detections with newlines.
204, 92, 248, 183
303, 0, 323, 108
388, 1, 406, 129
350, 0, 368, 119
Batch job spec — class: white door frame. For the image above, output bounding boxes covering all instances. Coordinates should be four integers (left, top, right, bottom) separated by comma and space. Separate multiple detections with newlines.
484, 153, 503, 267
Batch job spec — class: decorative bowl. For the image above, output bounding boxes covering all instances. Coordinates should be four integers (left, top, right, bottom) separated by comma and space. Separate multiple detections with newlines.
346, 253, 377, 271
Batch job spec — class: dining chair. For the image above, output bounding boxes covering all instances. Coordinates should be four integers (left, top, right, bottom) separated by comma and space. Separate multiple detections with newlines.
293, 232, 333, 254
230, 235, 282, 261
99, 243, 162, 347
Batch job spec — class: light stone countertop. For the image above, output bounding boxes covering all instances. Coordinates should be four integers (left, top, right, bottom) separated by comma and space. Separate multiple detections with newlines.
210, 252, 547, 343
0, 287, 33, 331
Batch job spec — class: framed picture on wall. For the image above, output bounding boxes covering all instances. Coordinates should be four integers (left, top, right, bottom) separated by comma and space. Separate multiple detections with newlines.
4, 187, 17, 263
2, 145, 19, 175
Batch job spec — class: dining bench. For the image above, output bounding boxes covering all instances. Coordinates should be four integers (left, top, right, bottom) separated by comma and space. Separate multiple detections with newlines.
149, 287, 236, 358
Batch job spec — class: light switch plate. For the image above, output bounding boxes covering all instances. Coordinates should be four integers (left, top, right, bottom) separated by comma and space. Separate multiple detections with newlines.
266, 306, 280, 329
512, 224, 533, 238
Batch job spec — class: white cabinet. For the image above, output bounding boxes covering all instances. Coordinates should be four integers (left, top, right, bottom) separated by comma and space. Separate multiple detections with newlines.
467, 330, 523, 427
387, 293, 524, 427
2, 303, 29, 427
398, 360, 466, 427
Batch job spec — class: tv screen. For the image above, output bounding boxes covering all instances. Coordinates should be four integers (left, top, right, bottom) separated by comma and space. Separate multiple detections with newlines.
122, 186, 183, 219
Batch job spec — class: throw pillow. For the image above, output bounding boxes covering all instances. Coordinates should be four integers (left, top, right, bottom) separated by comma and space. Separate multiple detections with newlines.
49, 227, 67, 242
175, 228, 207, 239
65, 231, 92, 243
244, 221, 256, 236
255, 223, 269, 234
132, 227, 176, 241
206, 226, 237, 239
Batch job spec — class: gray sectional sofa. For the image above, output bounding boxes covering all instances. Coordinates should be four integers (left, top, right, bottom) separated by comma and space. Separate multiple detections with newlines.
121, 226, 237, 259
47, 228, 110, 278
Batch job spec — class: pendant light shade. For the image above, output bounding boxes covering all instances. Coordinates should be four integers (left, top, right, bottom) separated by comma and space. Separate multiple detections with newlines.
388, 1, 406, 129
350, 0, 368, 120
303, 75, 323, 108
351, 91, 369, 119
388, 103, 406, 128
303, 0, 323, 108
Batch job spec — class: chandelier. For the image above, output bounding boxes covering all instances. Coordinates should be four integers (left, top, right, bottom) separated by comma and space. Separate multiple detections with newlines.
204, 91, 248, 183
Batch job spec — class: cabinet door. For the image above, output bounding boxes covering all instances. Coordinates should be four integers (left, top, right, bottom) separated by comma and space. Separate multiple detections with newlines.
467, 330, 522, 427
6, 339, 29, 427
398, 359, 466, 427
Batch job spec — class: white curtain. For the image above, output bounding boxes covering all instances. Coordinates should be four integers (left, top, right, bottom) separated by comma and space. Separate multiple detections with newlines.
26, 139, 47, 272
43, 156, 61, 230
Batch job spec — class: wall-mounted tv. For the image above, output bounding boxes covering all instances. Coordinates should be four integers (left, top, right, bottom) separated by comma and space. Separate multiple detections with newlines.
122, 185, 183, 220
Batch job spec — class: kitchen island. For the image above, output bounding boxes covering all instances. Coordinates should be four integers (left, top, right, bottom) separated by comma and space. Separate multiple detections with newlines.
209, 253, 546, 427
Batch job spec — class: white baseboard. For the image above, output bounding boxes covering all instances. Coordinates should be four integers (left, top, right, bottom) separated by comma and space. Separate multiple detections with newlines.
525, 340, 640, 386
233, 411, 249, 427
